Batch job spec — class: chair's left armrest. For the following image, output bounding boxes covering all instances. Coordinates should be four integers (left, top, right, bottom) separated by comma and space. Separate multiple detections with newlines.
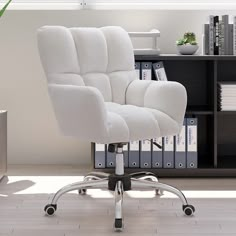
48, 84, 109, 141
126, 80, 187, 129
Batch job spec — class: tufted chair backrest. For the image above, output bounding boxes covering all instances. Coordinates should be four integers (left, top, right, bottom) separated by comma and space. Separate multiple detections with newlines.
37, 26, 137, 104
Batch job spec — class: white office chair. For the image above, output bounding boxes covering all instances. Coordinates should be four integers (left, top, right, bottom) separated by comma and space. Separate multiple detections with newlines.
37, 26, 195, 231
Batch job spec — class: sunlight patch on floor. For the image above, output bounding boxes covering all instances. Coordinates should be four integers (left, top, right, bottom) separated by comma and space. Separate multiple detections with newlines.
7, 176, 84, 195
4, 176, 236, 199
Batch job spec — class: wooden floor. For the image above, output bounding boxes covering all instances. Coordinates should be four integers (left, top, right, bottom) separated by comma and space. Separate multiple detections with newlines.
1, 165, 236, 235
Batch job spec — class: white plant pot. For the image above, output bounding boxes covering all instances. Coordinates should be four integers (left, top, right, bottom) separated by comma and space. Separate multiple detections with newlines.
177, 44, 199, 55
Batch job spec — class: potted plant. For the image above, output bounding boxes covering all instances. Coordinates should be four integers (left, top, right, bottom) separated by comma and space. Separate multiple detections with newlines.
0, 0, 12, 18
176, 32, 199, 55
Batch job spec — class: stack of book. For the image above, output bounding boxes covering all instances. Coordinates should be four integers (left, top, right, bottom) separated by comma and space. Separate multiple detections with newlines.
218, 82, 236, 111
204, 15, 236, 55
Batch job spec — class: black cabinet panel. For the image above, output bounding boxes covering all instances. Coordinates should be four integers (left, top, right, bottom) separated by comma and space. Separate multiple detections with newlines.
92, 55, 236, 176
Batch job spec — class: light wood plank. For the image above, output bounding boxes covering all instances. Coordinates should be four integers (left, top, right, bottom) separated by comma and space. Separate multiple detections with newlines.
1, 165, 236, 235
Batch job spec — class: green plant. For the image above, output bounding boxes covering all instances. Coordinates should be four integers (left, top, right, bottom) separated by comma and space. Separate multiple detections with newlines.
0, 0, 12, 18
176, 32, 197, 46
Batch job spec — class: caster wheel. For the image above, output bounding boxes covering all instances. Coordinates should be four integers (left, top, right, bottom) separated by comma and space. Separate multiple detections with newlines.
114, 218, 123, 231
44, 204, 57, 216
183, 205, 195, 216
78, 189, 87, 195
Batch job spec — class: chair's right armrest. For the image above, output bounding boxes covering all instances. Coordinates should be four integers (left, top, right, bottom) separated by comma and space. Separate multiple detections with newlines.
48, 84, 109, 141
126, 80, 187, 130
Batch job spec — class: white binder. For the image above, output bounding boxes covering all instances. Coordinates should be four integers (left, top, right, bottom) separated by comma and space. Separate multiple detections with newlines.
141, 62, 152, 80
163, 136, 174, 168
123, 144, 129, 168
135, 62, 141, 80
152, 137, 163, 168
187, 118, 198, 168
128, 141, 140, 168
153, 61, 168, 81
175, 119, 186, 169
94, 143, 106, 168
140, 139, 152, 168
106, 145, 116, 168
106, 144, 128, 168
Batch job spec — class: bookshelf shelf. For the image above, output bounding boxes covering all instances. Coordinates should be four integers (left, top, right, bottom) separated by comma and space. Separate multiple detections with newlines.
186, 111, 214, 115
217, 111, 236, 115
186, 106, 214, 115
135, 54, 236, 61
92, 54, 236, 177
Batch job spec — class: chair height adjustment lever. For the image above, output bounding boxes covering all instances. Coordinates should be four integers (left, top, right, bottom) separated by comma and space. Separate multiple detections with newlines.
152, 141, 162, 149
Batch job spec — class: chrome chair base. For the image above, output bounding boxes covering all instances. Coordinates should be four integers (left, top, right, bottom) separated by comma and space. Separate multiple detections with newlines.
44, 171, 195, 231
44, 144, 195, 231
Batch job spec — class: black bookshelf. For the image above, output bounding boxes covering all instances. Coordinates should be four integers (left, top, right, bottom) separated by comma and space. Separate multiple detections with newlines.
91, 54, 236, 177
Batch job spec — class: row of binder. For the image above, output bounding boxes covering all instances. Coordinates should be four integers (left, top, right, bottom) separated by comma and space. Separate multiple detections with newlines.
94, 118, 198, 169
135, 61, 168, 81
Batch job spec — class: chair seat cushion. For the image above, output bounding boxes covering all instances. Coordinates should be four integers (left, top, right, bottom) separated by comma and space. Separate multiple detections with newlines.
106, 102, 179, 143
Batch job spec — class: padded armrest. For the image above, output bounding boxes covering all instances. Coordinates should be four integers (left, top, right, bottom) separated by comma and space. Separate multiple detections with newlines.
48, 84, 109, 141
126, 80, 187, 128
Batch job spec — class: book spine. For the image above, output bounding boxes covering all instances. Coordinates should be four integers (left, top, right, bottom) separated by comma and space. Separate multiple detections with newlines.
229, 24, 234, 55
222, 15, 229, 55
209, 15, 214, 55
214, 16, 219, 55
204, 24, 209, 55
219, 20, 223, 55
234, 16, 236, 55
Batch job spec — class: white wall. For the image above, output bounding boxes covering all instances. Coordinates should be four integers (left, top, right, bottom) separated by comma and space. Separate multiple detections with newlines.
0, 10, 235, 165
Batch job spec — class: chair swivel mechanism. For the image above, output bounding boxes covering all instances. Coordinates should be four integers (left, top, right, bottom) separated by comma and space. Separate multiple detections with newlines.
37, 26, 195, 231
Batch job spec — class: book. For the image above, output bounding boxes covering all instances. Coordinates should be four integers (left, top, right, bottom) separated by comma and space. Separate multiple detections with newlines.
204, 24, 209, 55
234, 16, 236, 55
222, 15, 229, 55
229, 24, 234, 55
209, 15, 214, 55
214, 16, 219, 55
219, 20, 223, 55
